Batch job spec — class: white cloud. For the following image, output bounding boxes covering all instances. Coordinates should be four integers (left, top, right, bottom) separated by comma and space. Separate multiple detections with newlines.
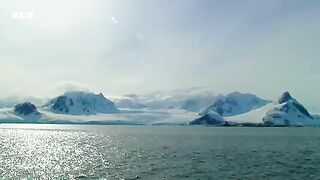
49, 81, 91, 96
0, 0, 319, 107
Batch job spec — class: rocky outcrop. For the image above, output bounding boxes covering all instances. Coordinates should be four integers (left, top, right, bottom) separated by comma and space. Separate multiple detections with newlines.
14, 102, 39, 116
189, 111, 224, 125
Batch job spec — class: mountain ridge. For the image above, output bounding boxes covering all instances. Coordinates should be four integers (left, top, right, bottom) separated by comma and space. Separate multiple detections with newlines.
43, 91, 120, 115
0, 90, 319, 126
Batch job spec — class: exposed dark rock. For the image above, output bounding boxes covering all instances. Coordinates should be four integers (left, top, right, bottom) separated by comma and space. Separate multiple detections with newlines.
52, 96, 70, 113
241, 123, 266, 127
292, 101, 312, 119
189, 112, 224, 125
278, 91, 293, 104
14, 102, 39, 116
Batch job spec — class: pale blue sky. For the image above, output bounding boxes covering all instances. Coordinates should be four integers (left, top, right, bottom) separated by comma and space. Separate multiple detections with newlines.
0, 0, 320, 108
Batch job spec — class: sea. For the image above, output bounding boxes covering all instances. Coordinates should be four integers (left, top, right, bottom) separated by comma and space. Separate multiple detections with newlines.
0, 124, 319, 180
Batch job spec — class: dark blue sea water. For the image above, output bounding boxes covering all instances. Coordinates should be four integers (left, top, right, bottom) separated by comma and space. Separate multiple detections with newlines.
0, 124, 319, 179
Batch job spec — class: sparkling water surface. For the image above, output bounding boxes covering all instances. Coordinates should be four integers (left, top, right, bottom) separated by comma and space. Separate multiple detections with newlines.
0, 124, 320, 180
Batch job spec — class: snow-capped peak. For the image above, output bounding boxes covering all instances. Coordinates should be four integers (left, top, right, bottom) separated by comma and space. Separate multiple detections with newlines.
277, 91, 312, 119
278, 91, 293, 104
193, 91, 320, 127
44, 91, 119, 115
262, 91, 315, 126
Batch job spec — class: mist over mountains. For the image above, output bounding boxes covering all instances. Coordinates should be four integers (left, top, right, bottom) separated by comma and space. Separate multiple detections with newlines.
0, 88, 319, 126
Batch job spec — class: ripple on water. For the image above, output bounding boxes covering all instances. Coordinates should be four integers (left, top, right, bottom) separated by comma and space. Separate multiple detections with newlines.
0, 126, 320, 179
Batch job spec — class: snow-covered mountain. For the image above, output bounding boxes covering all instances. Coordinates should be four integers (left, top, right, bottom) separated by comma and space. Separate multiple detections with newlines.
192, 91, 320, 127
0, 91, 197, 125
0, 90, 319, 126
199, 92, 271, 117
225, 92, 320, 126
188, 91, 271, 126
113, 88, 219, 112
0, 102, 42, 123
261, 92, 318, 126
44, 91, 119, 115
114, 89, 271, 116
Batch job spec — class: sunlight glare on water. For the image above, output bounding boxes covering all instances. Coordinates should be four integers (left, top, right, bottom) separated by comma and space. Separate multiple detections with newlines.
1, 124, 320, 179
0, 125, 119, 179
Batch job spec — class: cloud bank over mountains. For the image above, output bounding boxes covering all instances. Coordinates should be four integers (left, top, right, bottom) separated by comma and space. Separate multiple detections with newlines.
0, 88, 319, 126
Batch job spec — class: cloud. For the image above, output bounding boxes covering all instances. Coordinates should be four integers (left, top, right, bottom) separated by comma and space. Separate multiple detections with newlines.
0, 0, 319, 107
50, 81, 91, 96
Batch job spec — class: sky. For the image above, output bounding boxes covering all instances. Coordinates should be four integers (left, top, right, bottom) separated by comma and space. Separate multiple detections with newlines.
0, 0, 320, 108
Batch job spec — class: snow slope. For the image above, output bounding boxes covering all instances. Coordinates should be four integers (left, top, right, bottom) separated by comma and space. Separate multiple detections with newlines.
192, 91, 320, 126
1, 90, 319, 126
200, 92, 271, 117
225, 103, 274, 124
0, 91, 198, 125
262, 92, 319, 126
0, 108, 198, 125
114, 90, 271, 117
226, 92, 320, 126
